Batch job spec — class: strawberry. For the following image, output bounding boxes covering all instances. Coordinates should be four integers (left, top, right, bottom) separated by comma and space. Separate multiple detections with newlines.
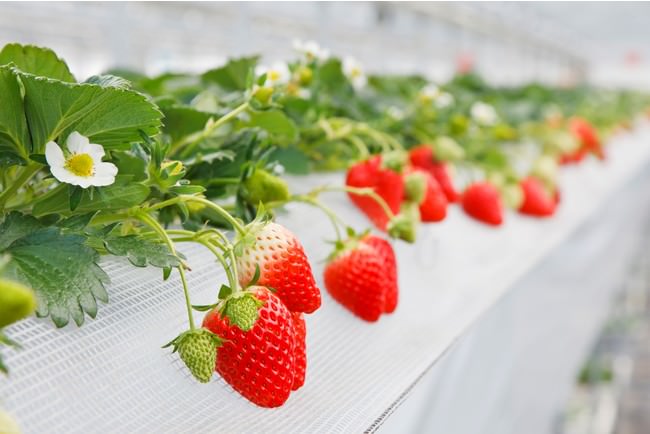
569, 117, 605, 161
461, 182, 503, 226
362, 235, 399, 313
202, 286, 298, 408
164, 329, 222, 383
236, 222, 321, 313
417, 170, 447, 222
243, 168, 290, 206
291, 313, 307, 391
346, 155, 404, 230
519, 177, 556, 217
324, 234, 398, 322
408, 145, 459, 202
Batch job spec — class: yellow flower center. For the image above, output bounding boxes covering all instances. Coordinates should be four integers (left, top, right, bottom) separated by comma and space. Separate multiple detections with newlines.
350, 67, 362, 78
268, 70, 282, 82
65, 153, 94, 177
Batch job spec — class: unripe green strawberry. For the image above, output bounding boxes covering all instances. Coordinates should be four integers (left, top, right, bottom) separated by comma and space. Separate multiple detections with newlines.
164, 329, 222, 383
531, 155, 558, 190
388, 202, 420, 243
0, 408, 21, 434
404, 171, 427, 204
0, 278, 36, 328
434, 136, 465, 161
244, 169, 290, 205
253, 86, 274, 105
296, 66, 313, 86
502, 183, 524, 209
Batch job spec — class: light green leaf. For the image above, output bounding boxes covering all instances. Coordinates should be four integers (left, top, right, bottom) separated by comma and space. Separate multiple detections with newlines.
269, 147, 310, 175
32, 179, 150, 216
0, 67, 31, 166
0, 212, 42, 251
201, 56, 259, 91
19, 72, 163, 154
244, 110, 298, 145
0, 220, 109, 327
0, 43, 75, 82
103, 235, 180, 268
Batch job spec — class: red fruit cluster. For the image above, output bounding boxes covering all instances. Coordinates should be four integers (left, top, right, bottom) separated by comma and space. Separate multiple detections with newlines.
461, 182, 503, 226
324, 234, 398, 322
203, 222, 319, 407
203, 286, 307, 408
408, 145, 459, 203
518, 177, 557, 217
346, 155, 403, 230
562, 117, 604, 164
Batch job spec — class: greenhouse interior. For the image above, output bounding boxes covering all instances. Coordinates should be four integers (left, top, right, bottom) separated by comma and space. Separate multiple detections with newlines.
1, 2, 650, 433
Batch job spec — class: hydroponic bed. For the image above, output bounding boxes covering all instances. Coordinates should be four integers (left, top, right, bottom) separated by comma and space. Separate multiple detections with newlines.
2, 121, 650, 433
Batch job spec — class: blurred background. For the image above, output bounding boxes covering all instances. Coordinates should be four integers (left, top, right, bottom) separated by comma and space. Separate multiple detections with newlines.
0, 2, 649, 89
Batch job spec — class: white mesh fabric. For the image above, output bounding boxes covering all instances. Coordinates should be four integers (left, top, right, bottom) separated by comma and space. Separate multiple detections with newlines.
1, 121, 650, 433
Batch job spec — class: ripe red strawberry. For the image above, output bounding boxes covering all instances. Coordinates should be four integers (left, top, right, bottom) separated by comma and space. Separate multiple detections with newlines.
236, 222, 321, 313
346, 155, 404, 231
324, 234, 398, 322
417, 170, 447, 222
461, 182, 503, 226
519, 177, 556, 217
569, 117, 604, 160
362, 235, 398, 313
202, 286, 298, 408
408, 145, 459, 202
291, 313, 307, 391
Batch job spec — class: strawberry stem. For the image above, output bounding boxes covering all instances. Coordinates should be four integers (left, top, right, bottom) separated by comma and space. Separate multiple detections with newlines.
134, 211, 195, 330
171, 101, 250, 158
313, 185, 396, 220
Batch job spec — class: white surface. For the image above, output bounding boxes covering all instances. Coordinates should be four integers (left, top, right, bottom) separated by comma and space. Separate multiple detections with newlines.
1, 121, 650, 433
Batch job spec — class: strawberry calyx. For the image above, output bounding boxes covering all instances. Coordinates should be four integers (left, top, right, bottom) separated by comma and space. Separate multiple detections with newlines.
387, 202, 419, 243
403, 171, 427, 205
380, 150, 408, 173
326, 228, 371, 262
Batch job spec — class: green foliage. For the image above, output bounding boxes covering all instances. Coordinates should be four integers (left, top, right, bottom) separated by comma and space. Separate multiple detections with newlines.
0, 43, 75, 82
103, 235, 180, 268
0, 67, 31, 166
201, 56, 259, 91
0, 212, 109, 328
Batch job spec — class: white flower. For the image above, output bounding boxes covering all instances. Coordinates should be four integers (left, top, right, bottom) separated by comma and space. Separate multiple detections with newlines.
255, 62, 290, 86
419, 84, 441, 102
342, 56, 367, 90
297, 88, 312, 99
470, 101, 498, 126
292, 39, 330, 62
45, 132, 118, 188
387, 106, 405, 120
435, 92, 454, 109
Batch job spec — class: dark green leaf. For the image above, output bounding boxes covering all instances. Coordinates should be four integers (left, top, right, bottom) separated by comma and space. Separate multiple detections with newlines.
103, 235, 180, 268
0, 66, 31, 166
1, 227, 109, 328
32, 178, 150, 216
57, 211, 98, 231
0, 212, 43, 250
0, 43, 75, 82
19, 72, 163, 154
69, 185, 84, 211
161, 105, 213, 142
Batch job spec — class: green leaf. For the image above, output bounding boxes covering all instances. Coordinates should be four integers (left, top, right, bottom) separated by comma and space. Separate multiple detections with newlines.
103, 235, 180, 268
0, 67, 31, 166
161, 106, 213, 142
19, 72, 163, 154
84, 74, 132, 90
57, 211, 98, 231
69, 185, 84, 211
0, 43, 75, 82
32, 179, 150, 216
201, 56, 259, 91
269, 147, 310, 175
244, 110, 298, 144
0, 223, 109, 328
0, 212, 42, 250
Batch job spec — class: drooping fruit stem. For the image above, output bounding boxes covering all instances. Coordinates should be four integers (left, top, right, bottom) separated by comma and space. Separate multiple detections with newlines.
134, 211, 195, 330
315, 185, 396, 220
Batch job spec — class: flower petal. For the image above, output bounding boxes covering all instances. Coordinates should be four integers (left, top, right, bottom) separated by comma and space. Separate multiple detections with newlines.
87, 143, 106, 159
94, 162, 118, 177
49, 164, 72, 184
66, 131, 90, 154
45, 141, 65, 167
91, 176, 117, 187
